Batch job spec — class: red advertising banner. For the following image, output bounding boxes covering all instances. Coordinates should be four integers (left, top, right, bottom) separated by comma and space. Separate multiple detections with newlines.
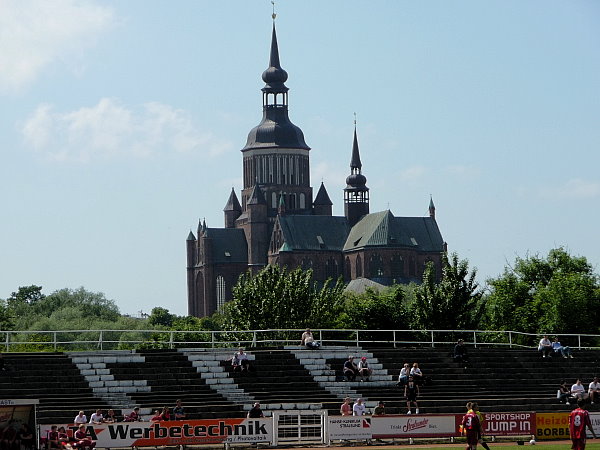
39, 419, 273, 447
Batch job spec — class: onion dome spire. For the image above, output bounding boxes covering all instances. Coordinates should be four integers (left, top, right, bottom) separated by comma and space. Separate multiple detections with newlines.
346, 121, 367, 188
262, 24, 288, 92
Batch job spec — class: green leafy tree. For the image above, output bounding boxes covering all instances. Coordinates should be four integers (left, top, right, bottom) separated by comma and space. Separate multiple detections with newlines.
7, 285, 45, 306
221, 265, 345, 330
148, 307, 175, 327
341, 285, 409, 329
486, 247, 600, 334
410, 252, 484, 330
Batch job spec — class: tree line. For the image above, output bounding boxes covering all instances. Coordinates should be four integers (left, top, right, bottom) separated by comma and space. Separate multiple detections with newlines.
1, 247, 598, 350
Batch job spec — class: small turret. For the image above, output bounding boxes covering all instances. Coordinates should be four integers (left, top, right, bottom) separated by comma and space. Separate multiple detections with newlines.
429, 196, 436, 220
224, 188, 242, 228
313, 182, 333, 216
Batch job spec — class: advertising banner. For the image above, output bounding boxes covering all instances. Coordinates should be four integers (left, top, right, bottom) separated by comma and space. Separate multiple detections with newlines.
39, 419, 273, 447
372, 415, 456, 438
327, 417, 372, 440
536, 413, 569, 440
479, 412, 535, 436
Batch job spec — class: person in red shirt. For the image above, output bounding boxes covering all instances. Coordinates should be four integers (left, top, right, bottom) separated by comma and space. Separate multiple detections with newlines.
461, 406, 481, 450
569, 399, 597, 450
74, 424, 96, 450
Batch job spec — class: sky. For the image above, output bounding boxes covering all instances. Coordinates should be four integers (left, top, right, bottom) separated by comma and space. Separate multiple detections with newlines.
1, 0, 599, 317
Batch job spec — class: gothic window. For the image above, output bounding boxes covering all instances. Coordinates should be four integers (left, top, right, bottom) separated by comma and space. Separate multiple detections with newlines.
325, 257, 338, 280
344, 257, 351, 280
216, 275, 226, 311
369, 254, 384, 278
409, 256, 416, 277
356, 255, 362, 277
299, 193, 305, 209
391, 255, 404, 279
301, 258, 313, 271
289, 193, 296, 210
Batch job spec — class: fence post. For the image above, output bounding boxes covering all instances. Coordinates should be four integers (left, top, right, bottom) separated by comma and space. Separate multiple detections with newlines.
54, 331, 57, 351
169, 331, 174, 349
356, 330, 360, 348
393, 330, 397, 348
473, 331, 477, 348
431, 330, 434, 347
211, 331, 215, 348
99, 330, 103, 351
509, 331, 513, 349
578, 334, 581, 349
5, 332, 8, 352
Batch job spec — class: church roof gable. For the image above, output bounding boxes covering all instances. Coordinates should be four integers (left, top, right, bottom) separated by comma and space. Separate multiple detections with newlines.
277, 215, 349, 251
204, 228, 248, 264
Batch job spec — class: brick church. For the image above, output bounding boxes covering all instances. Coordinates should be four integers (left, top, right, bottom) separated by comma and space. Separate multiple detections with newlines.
186, 22, 446, 318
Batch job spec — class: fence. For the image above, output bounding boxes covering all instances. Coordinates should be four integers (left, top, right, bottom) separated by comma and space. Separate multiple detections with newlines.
1, 328, 599, 352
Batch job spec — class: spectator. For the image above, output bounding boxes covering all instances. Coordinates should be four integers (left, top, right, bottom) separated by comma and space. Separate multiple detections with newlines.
589, 376, 600, 404
173, 399, 186, 420
571, 379, 587, 400
124, 407, 141, 422
398, 363, 410, 387
358, 357, 372, 382
352, 398, 366, 416
405, 375, 420, 414
558, 380, 573, 404
104, 409, 118, 423
538, 335, 552, 358
410, 362, 424, 386
160, 406, 171, 421
74, 424, 96, 450
340, 397, 352, 416
552, 337, 573, 359
373, 401, 386, 416
74, 411, 87, 425
2, 423, 18, 450
343, 355, 358, 382
47, 426, 60, 450
18, 424, 35, 450
247, 402, 264, 418
57, 426, 73, 450
231, 348, 251, 373
454, 339, 469, 363
301, 328, 320, 349
89, 409, 103, 424
150, 410, 162, 422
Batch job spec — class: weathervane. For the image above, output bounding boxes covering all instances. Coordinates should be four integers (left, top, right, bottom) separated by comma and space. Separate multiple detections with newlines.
272, 1, 276, 21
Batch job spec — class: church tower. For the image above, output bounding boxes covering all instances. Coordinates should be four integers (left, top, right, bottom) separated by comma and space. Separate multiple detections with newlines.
344, 125, 369, 226
240, 22, 312, 215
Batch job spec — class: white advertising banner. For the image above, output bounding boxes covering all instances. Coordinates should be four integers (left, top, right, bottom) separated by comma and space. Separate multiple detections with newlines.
372, 414, 457, 438
590, 413, 600, 437
40, 419, 273, 447
327, 417, 373, 440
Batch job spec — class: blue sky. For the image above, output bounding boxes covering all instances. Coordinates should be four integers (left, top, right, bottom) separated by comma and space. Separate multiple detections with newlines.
1, 1, 599, 317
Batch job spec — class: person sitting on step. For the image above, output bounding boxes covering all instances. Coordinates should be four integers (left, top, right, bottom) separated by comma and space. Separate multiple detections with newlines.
358, 357, 372, 382
343, 355, 358, 382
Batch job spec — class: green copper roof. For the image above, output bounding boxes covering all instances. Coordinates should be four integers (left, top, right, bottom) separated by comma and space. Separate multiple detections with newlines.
277, 215, 350, 251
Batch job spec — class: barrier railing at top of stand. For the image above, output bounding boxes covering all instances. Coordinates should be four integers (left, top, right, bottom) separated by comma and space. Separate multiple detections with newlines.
1, 328, 599, 352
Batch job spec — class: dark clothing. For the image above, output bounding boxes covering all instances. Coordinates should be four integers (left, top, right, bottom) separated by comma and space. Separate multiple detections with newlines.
343, 360, 358, 381
248, 407, 264, 418
454, 343, 468, 362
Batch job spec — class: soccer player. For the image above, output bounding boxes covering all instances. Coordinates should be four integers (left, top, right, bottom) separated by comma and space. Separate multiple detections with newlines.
471, 403, 491, 450
461, 403, 481, 450
569, 398, 597, 450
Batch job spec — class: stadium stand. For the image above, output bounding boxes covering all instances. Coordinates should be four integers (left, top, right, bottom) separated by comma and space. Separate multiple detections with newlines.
1, 345, 598, 423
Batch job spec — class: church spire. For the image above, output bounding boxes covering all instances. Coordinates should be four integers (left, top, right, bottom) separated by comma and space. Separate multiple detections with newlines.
344, 121, 369, 227
429, 195, 436, 220
350, 122, 362, 172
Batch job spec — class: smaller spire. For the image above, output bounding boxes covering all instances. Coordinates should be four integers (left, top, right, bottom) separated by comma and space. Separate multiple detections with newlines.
202, 218, 207, 231
278, 192, 286, 215
187, 230, 196, 241
223, 187, 242, 212
314, 182, 333, 206
429, 195, 436, 220
247, 184, 266, 205
350, 120, 362, 171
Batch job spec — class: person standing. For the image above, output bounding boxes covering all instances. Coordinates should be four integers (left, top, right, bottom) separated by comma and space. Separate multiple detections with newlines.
461, 404, 481, 450
247, 402, 264, 418
340, 397, 352, 416
471, 403, 491, 450
352, 398, 366, 416
405, 375, 420, 414
173, 399, 186, 420
569, 399, 597, 450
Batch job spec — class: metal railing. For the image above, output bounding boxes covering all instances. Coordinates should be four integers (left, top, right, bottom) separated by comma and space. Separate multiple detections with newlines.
1, 328, 599, 352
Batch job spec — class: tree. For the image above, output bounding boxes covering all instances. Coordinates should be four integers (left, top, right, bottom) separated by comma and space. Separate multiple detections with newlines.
342, 285, 409, 330
410, 253, 484, 330
7, 285, 45, 306
148, 307, 175, 327
221, 265, 345, 330
486, 247, 600, 334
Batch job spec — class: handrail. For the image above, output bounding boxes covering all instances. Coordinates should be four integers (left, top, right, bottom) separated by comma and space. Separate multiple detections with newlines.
0, 328, 599, 352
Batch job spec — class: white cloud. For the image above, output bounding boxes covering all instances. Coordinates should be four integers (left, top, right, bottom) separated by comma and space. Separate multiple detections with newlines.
540, 178, 600, 200
21, 98, 233, 162
0, 0, 114, 92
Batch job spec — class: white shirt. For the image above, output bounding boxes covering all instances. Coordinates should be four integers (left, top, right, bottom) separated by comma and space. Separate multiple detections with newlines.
89, 413, 103, 423
353, 402, 366, 416
538, 338, 551, 350
399, 367, 409, 380
74, 414, 87, 424
358, 360, 369, 370
410, 367, 422, 377
589, 381, 600, 392
571, 383, 585, 395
